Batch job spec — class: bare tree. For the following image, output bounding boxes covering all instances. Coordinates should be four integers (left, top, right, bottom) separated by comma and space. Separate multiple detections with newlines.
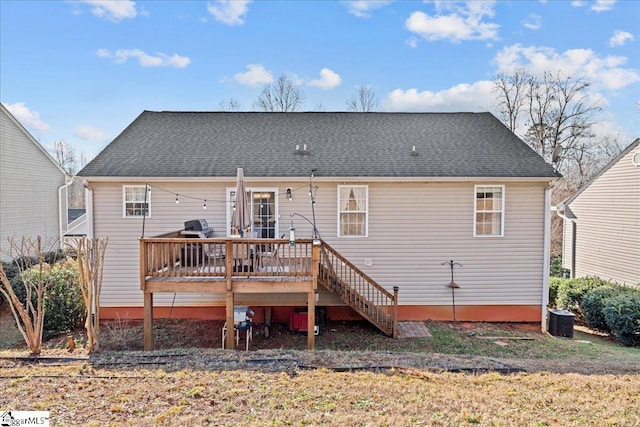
218, 97, 243, 112
346, 84, 379, 112
255, 74, 305, 112
493, 68, 528, 132
72, 237, 108, 352
493, 70, 602, 175
0, 236, 61, 355
493, 70, 623, 259
53, 140, 76, 174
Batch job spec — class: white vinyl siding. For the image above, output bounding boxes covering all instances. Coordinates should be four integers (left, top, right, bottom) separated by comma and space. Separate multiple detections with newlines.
93, 180, 547, 308
474, 185, 504, 237
0, 107, 66, 261
566, 146, 640, 285
123, 185, 150, 218
338, 185, 368, 237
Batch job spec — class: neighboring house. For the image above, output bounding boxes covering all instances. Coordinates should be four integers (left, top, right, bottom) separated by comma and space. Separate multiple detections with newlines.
77, 111, 559, 328
556, 139, 640, 285
0, 103, 69, 261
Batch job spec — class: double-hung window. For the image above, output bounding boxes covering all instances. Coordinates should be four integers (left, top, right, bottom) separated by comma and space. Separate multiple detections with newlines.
123, 185, 150, 218
338, 185, 368, 237
474, 185, 504, 237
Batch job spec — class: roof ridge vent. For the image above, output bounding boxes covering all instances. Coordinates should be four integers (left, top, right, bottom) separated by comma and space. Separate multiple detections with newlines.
294, 144, 310, 155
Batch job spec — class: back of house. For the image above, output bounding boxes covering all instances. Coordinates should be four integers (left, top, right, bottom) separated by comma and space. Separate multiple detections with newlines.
77, 111, 559, 325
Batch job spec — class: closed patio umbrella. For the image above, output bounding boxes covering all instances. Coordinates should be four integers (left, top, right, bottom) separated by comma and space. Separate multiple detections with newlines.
231, 167, 251, 237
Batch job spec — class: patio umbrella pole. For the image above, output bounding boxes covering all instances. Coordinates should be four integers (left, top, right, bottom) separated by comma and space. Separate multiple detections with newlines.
442, 260, 462, 321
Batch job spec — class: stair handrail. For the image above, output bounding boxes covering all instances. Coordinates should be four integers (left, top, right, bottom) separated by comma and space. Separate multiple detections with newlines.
319, 241, 395, 300
319, 241, 397, 337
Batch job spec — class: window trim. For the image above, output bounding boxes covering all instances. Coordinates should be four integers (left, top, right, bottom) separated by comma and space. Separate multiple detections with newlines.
226, 187, 278, 237
337, 184, 368, 238
122, 185, 151, 218
473, 185, 504, 238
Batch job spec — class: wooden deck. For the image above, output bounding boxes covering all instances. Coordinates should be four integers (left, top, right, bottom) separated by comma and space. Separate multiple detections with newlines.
140, 237, 398, 352
140, 238, 320, 351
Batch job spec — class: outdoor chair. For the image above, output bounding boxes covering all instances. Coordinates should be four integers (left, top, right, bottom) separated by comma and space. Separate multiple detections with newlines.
222, 306, 254, 351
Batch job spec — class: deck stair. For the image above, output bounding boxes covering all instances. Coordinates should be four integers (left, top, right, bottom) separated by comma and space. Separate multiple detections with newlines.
318, 242, 398, 338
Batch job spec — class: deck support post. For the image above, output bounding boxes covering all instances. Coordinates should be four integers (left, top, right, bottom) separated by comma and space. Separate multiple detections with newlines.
392, 286, 399, 339
308, 240, 320, 350
225, 291, 235, 350
144, 292, 154, 350
225, 240, 235, 350
307, 291, 315, 350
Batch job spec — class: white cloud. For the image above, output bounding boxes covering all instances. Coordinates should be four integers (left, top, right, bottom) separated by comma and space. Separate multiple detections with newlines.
493, 44, 640, 91
609, 30, 634, 47
570, 1, 585, 7
4, 102, 51, 133
522, 13, 542, 30
73, 0, 137, 22
207, 0, 251, 25
234, 64, 273, 86
405, 1, 499, 43
96, 49, 191, 68
384, 81, 495, 112
74, 124, 108, 141
591, 0, 616, 12
406, 37, 418, 48
344, 0, 394, 18
307, 68, 342, 90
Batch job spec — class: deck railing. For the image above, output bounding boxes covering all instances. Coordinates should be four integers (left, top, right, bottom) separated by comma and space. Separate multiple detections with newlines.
140, 237, 315, 284
318, 242, 398, 337
139, 236, 397, 339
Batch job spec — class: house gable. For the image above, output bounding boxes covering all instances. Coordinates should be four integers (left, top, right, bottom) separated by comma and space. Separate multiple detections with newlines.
0, 104, 68, 260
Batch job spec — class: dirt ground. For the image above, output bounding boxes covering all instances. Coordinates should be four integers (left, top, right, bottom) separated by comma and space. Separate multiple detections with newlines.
2, 307, 638, 375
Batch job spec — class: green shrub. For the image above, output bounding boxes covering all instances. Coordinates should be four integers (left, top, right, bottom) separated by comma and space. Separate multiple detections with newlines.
4, 257, 84, 338
580, 286, 624, 332
603, 293, 640, 347
555, 276, 609, 320
549, 256, 569, 278
43, 259, 85, 337
548, 277, 564, 307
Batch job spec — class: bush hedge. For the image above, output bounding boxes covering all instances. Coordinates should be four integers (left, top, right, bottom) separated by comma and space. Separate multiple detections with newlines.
603, 293, 640, 347
1, 256, 85, 338
580, 286, 623, 332
550, 276, 640, 347
551, 276, 610, 321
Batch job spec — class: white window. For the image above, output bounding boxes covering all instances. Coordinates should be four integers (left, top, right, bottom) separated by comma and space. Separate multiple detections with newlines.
338, 185, 368, 237
474, 185, 504, 237
123, 185, 150, 218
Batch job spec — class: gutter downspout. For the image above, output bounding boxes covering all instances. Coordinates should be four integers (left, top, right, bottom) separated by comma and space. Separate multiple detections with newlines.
58, 175, 73, 241
553, 205, 575, 278
83, 180, 95, 239
542, 184, 552, 332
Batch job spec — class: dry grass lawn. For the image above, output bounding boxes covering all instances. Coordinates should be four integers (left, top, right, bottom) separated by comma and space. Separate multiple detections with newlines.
1, 312, 639, 426
1, 362, 639, 426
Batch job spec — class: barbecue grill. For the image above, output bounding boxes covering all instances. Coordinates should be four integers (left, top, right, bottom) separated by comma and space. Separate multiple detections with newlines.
183, 219, 213, 238
180, 219, 214, 266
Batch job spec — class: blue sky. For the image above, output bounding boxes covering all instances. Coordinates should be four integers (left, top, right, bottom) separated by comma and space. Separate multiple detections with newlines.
1, 0, 638, 162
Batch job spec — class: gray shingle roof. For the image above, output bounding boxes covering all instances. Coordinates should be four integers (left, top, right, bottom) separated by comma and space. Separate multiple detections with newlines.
78, 111, 559, 179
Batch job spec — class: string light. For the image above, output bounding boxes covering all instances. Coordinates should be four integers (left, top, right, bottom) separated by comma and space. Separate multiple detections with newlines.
143, 182, 310, 207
